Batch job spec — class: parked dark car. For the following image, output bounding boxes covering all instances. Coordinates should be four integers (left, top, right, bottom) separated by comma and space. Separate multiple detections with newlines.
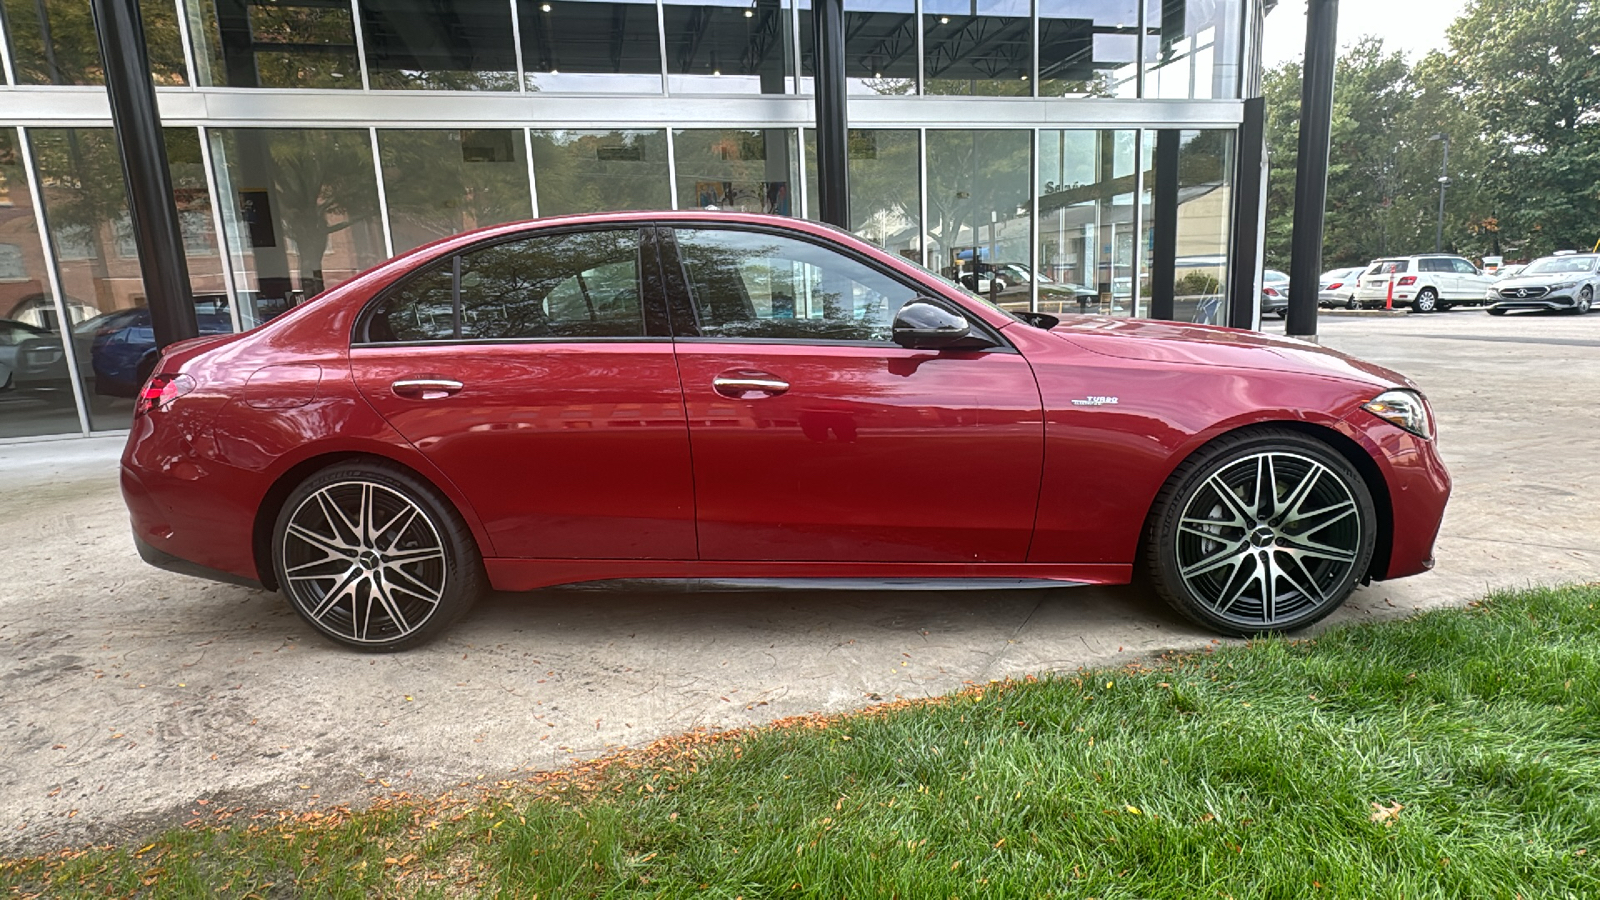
81, 303, 234, 397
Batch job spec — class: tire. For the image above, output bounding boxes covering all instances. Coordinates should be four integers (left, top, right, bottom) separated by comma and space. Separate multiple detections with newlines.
1413, 288, 1439, 313
271, 459, 486, 651
1576, 286, 1593, 315
1345, 297, 1358, 310
1487, 307, 1507, 316
1144, 428, 1377, 636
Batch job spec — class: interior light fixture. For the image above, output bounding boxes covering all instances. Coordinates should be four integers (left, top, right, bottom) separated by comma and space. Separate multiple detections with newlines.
713, 69, 722, 75
744, 8, 754, 16
541, 3, 551, 10
939, 15, 949, 23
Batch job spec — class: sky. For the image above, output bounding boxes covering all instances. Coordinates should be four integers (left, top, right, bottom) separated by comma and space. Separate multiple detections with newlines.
1261, 0, 1471, 68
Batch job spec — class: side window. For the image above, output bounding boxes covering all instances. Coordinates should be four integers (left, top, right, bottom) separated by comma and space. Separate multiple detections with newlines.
672, 229, 918, 342
459, 230, 644, 340
1452, 259, 1479, 276
365, 262, 456, 343
1418, 258, 1444, 273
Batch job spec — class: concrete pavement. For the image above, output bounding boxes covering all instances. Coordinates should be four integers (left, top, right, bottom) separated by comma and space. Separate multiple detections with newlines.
3, 308, 1597, 852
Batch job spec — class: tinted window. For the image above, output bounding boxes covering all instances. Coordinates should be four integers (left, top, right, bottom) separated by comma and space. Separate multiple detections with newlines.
673, 229, 919, 342
1451, 259, 1480, 275
1419, 258, 1447, 273
458, 230, 644, 339
366, 262, 458, 342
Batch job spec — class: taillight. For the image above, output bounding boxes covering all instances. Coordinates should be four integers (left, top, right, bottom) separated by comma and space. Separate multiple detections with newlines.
1398, 276, 1417, 286
1264, 287, 1281, 297
1328, 282, 1343, 290
136, 373, 196, 417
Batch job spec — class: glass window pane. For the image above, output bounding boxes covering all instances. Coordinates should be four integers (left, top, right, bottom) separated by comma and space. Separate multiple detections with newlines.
674, 128, 797, 215
798, 0, 918, 95
1145, 0, 1241, 99
674, 228, 915, 341
1169, 130, 1233, 324
1038, 0, 1138, 98
0, 127, 83, 438
361, 0, 518, 90
364, 261, 456, 342
663, 0, 793, 94
923, 0, 1030, 96
378, 129, 533, 253
459, 230, 645, 339
803, 128, 921, 261
520, 0, 664, 92
529, 129, 671, 216
209, 129, 386, 326
926, 129, 1030, 310
1036, 129, 1138, 316
189, 0, 361, 88
29, 127, 230, 430
1, 0, 186, 84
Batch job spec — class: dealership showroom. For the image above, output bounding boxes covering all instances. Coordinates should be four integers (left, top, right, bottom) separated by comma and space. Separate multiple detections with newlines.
0, 0, 1264, 441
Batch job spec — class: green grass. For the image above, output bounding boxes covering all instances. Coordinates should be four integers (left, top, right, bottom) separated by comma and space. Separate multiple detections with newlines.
7, 584, 1600, 899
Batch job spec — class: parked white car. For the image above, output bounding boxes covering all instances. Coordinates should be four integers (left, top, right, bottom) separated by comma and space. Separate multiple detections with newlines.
1352, 254, 1497, 313
1317, 267, 1365, 308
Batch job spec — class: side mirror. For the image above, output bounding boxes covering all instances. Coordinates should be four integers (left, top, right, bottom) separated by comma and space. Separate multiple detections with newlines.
893, 300, 987, 350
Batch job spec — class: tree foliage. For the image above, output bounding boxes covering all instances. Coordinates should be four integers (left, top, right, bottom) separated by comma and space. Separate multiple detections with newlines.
1265, 0, 1600, 269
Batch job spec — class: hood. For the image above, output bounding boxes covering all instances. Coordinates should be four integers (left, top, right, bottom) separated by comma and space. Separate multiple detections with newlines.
1495, 272, 1593, 288
1048, 316, 1412, 390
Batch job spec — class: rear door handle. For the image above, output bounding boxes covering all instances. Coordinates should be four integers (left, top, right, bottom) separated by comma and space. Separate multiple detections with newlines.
713, 371, 789, 398
391, 378, 463, 399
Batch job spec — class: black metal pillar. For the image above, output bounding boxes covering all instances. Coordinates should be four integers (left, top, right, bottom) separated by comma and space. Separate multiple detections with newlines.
1228, 96, 1267, 328
1286, 0, 1338, 340
91, 0, 197, 347
811, 0, 849, 228
1149, 130, 1180, 321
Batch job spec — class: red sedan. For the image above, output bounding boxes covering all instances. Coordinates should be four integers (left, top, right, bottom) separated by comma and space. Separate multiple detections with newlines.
122, 212, 1450, 651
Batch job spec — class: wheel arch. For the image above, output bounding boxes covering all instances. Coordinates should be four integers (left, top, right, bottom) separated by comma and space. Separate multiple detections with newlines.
1154, 419, 1394, 584
251, 450, 484, 591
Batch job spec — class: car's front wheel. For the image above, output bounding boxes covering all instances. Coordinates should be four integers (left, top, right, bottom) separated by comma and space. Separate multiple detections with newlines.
272, 460, 485, 651
1576, 286, 1593, 314
1144, 429, 1377, 636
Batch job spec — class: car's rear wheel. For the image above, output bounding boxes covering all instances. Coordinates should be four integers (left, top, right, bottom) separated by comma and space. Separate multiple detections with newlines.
272, 460, 485, 651
1413, 288, 1439, 313
1144, 429, 1377, 636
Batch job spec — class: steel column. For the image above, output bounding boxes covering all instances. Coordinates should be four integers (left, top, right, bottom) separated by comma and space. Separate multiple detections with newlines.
91, 0, 198, 347
1228, 96, 1266, 328
810, 0, 849, 228
1149, 129, 1180, 321
1286, 0, 1338, 340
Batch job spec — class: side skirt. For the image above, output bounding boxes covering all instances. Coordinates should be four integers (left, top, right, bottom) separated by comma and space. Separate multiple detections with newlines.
484, 560, 1133, 593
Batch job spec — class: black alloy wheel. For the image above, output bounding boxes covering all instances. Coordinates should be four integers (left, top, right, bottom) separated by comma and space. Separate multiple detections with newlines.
1144, 428, 1377, 636
272, 459, 485, 651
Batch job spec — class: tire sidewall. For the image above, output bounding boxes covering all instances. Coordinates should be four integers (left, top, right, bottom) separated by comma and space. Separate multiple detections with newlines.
1146, 429, 1378, 636
271, 459, 484, 652
1414, 289, 1437, 313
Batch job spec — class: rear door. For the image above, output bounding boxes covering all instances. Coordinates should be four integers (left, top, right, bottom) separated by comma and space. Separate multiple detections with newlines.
350, 225, 697, 560
660, 225, 1044, 563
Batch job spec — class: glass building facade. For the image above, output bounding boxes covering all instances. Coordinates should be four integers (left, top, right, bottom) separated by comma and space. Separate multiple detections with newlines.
0, 0, 1262, 440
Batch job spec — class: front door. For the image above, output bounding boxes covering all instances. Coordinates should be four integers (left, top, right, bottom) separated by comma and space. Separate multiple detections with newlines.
660, 225, 1044, 563
350, 226, 697, 560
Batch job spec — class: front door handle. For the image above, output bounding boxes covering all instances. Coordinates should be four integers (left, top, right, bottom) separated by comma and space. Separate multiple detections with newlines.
713, 371, 790, 399
391, 378, 463, 400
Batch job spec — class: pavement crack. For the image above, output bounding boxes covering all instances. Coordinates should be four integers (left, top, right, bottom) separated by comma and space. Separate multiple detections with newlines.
974, 594, 1047, 683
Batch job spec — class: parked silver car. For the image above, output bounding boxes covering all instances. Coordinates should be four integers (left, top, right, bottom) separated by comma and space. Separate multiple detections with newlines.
1486, 253, 1599, 315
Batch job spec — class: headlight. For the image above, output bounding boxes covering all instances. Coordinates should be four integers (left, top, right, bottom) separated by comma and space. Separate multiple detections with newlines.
1363, 389, 1434, 440
1485, 289, 1497, 300
1550, 281, 1578, 292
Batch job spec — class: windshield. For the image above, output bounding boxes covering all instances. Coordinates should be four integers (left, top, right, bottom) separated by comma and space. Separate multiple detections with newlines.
1522, 256, 1598, 276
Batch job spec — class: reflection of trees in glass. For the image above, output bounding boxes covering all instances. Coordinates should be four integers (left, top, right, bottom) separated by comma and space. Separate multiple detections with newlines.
190, 0, 360, 88
29, 129, 130, 304
217, 130, 381, 298
529, 131, 671, 217
806, 130, 921, 255
459, 231, 644, 338
673, 130, 796, 215
1, 0, 187, 84
379, 130, 532, 252
926, 130, 1030, 272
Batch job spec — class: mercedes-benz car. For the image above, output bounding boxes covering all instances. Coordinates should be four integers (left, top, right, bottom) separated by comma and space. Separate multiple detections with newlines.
122, 212, 1451, 651
1485, 253, 1598, 315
